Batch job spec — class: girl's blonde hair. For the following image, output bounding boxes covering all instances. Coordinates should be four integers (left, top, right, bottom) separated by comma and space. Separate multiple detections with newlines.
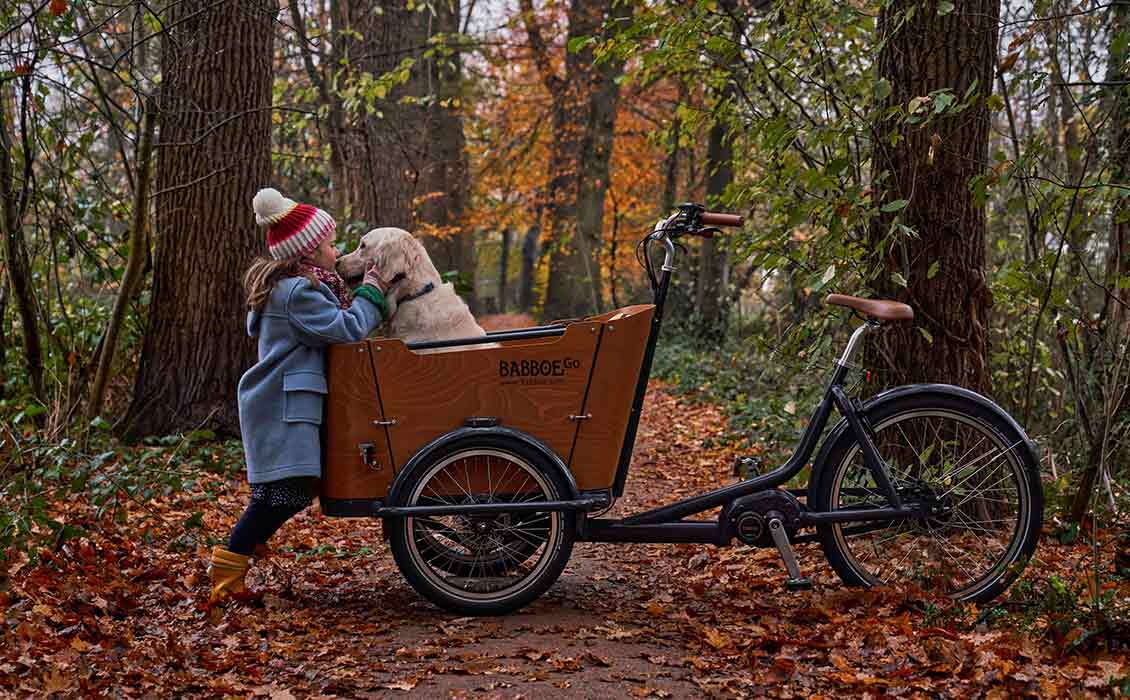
243, 257, 317, 311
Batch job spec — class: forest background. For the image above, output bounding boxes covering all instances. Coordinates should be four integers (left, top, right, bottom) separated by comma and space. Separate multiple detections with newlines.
0, 0, 1128, 690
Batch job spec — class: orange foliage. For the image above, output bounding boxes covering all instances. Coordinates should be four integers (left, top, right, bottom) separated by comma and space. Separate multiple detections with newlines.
464, 12, 673, 302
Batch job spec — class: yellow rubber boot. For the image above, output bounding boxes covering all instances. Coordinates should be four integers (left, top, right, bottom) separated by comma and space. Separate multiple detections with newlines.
209, 546, 250, 604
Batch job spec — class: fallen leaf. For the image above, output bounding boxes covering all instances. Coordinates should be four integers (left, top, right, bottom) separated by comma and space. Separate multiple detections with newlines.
702, 627, 731, 650
43, 669, 73, 693
382, 678, 419, 691
69, 637, 92, 652
584, 651, 612, 667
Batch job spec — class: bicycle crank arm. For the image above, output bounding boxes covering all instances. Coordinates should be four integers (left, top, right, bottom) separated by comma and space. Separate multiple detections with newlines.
768, 517, 812, 591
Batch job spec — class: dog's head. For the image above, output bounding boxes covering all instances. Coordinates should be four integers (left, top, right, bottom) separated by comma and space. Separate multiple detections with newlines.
336, 227, 439, 287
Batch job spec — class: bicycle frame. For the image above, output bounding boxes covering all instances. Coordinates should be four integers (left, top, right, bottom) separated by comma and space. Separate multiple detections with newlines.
576, 222, 924, 546
373, 213, 927, 549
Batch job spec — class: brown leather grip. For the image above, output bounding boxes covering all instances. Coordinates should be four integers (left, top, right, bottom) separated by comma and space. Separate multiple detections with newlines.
700, 211, 744, 227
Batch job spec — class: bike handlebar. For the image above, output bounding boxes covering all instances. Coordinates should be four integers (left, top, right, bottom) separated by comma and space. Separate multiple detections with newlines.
700, 211, 744, 227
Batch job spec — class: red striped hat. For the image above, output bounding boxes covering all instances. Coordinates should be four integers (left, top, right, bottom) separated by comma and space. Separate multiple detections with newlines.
252, 187, 337, 260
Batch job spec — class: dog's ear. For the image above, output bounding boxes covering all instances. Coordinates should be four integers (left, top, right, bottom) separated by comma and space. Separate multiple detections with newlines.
374, 232, 413, 276
407, 235, 442, 279
410, 237, 424, 268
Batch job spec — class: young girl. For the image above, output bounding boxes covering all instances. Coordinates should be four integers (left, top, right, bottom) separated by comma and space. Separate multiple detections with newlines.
210, 188, 390, 604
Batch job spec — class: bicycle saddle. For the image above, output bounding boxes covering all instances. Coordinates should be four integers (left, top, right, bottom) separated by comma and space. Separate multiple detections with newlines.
824, 294, 914, 322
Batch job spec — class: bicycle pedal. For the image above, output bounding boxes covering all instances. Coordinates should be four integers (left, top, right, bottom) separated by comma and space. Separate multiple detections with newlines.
785, 577, 813, 592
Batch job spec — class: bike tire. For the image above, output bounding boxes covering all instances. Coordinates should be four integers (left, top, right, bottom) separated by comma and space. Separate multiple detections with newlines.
808, 391, 1043, 603
387, 435, 575, 615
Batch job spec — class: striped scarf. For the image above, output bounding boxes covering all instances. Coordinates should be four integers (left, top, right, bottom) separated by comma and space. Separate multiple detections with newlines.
300, 264, 352, 309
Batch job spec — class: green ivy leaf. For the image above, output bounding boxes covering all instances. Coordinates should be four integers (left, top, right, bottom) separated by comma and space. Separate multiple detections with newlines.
937, 1, 955, 16
927, 260, 940, 279
881, 199, 909, 213
933, 92, 955, 114
891, 272, 909, 287
567, 36, 597, 53
917, 326, 934, 343
183, 511, 204, 529
873, 78, 892, 102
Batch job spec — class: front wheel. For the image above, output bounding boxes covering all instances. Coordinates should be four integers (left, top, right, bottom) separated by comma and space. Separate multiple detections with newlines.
808, 392, 1043, 603
387, 436, 576, 615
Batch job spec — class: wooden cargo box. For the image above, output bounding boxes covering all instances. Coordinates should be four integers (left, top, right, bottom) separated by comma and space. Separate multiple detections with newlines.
321, 305, 655, 503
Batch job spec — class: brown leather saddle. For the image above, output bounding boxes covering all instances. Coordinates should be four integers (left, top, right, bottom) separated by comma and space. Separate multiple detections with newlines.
825, 293, 913, 322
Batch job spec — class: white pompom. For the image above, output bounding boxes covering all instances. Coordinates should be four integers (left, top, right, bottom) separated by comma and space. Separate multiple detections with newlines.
252, 187, 296, 226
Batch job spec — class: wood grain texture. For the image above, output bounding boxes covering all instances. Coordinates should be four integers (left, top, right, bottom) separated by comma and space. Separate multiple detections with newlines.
322, 306, 655, 499
321, 343, 395, 500
570, 305, 654, 489
373, 323, 600, 470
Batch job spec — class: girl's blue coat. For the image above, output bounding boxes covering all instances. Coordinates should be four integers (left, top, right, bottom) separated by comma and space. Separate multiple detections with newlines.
237, 277, 383, 484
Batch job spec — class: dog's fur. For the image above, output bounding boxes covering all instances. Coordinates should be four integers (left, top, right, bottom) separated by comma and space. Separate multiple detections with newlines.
337, 227, 489, 349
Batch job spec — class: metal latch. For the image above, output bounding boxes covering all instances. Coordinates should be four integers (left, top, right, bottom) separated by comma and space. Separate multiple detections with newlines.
568, 413, 592, 421
373, 418, 398, 426
359, 442, 381, 471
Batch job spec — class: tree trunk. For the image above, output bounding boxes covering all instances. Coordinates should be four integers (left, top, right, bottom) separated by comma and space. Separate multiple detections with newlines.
88, 100, 156, 422
661, 82, 688, 214
522, 0, 631, 321
0, 265, 8, 387
695, 117, 733, 338
333, 1, 473, 304
1068, 0, 1130, 522
1103, 0, 1130, 340
123, 0, 276, 438
519, 225, 539, 312
0, 77, 45, 403
289, 0, 349, 217
866, 0, 998, 393
498, 227, 512, 313
415, 1, 473, 290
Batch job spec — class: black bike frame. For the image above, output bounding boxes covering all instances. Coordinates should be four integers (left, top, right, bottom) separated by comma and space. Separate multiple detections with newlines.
576, 221, 922, 545
376, 214, 926, 547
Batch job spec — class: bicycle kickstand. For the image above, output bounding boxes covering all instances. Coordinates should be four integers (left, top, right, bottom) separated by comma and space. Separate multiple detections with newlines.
767, 517, 812, 591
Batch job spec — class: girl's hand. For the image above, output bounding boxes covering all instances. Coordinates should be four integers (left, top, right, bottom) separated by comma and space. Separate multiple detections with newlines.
362, 264, 391, 294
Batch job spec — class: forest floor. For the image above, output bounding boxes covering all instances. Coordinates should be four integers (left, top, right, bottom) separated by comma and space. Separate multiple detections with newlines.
2, 373, 1128, 697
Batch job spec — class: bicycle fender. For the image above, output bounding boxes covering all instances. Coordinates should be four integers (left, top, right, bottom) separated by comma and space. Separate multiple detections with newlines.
384, 426, 580, 507
809, 383, 1040, 487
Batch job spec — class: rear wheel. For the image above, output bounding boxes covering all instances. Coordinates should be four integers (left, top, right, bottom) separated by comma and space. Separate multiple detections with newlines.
809, 393, 1042, 603
387, 436, 575, 615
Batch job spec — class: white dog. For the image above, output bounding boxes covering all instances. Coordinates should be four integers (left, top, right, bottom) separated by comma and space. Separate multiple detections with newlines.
336, 227, 489, 349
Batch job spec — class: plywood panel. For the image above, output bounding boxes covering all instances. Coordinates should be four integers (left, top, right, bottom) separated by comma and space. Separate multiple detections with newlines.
570, 305, 655, 489
321, 343, 395, 500
372, 323, 601, 469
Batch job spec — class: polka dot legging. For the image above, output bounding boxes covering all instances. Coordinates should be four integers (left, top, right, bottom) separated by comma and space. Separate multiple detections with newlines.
226, 477, 316, 555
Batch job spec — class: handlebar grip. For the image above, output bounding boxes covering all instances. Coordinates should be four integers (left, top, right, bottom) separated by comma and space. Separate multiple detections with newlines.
700, 211, 744, 227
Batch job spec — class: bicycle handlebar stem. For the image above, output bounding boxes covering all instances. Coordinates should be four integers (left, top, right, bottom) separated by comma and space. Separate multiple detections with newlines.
659, 234, 676, 271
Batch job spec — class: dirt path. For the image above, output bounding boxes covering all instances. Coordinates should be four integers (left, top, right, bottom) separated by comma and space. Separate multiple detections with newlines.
3, 383, 1126, 697
210, 385, 744, 698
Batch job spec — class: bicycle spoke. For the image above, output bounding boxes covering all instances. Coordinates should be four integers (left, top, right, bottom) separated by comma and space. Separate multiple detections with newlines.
831, 408, 1027, 598
404, 449, 563, 601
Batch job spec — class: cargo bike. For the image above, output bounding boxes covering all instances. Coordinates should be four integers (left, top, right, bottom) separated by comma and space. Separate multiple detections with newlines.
320, 203, 1044, 616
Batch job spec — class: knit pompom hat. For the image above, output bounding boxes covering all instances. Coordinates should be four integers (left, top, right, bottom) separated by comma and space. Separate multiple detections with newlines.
252, 187, 337, 260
